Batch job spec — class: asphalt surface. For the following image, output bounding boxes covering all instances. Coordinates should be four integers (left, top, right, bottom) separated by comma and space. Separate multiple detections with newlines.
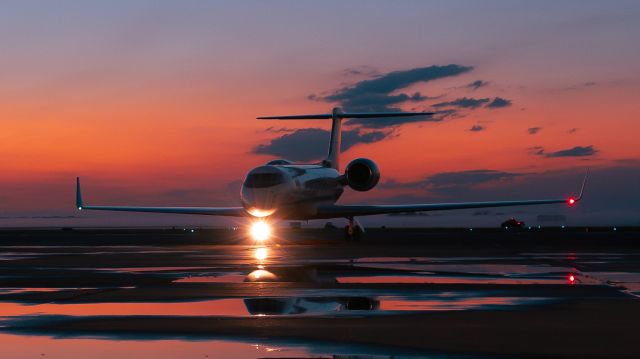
1, 228, 639, 358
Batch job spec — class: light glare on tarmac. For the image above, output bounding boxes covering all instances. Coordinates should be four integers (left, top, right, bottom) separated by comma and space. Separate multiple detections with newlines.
249, 220, 271, 242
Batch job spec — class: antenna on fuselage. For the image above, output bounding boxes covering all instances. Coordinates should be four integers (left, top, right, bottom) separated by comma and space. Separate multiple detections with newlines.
257, 107, 433, 171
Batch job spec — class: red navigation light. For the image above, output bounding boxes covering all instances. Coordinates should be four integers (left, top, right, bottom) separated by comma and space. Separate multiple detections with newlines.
568, 197, 576, 205
568, 274, 575, 284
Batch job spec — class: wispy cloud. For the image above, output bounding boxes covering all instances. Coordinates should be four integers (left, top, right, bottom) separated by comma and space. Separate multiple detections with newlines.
464, 80, 489, 90
311, 64, 473, 128
253, 128, 392, 161
532, 145, 598, 158
486, 97, 512, 108
434, 97, 490, 109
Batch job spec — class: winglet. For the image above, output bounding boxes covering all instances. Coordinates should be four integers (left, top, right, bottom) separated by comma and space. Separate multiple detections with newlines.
568, 169, 589, 205
576, 168, 589, 201
76, 177, 83, 210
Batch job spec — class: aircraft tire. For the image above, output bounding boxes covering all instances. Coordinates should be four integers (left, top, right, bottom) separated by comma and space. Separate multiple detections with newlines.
344, 225, 353, 241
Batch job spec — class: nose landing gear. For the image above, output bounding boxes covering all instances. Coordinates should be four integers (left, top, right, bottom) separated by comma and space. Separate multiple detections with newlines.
344, 217, 364, 242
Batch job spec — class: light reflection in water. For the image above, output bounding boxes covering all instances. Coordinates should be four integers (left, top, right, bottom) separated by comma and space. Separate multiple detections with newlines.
254, 247, 268, 262
0, 333, 313, 359
245, 269, 278, 282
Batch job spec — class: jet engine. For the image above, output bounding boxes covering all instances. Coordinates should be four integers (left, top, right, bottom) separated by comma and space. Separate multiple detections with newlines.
344, 158, 380, 192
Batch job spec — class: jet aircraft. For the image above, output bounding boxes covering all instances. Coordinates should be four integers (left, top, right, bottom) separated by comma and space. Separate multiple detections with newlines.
76, 107, 586, 241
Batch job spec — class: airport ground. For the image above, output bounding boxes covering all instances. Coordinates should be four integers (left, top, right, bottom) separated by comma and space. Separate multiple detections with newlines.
1, 227, 639, 358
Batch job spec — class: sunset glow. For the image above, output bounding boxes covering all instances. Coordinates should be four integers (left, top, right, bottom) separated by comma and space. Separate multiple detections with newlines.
0, 2, 638, 227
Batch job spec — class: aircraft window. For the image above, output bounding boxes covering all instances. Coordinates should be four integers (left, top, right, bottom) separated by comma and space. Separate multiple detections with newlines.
245, 173, 284, 188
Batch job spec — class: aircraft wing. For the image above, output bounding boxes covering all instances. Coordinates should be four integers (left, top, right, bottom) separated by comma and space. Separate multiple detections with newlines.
317, 173, 588, 218
75, 178, 246, 217
317, 198, 572, 218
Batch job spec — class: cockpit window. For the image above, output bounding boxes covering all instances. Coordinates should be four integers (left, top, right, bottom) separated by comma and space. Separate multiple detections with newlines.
244, 173, 285, 188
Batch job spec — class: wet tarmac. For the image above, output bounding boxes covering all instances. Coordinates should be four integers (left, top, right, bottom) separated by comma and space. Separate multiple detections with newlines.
1, 228, 639, 358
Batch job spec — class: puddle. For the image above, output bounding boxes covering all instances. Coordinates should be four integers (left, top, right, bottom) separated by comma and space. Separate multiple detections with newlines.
354, 262, 571, 275
174, 274, 247, 283
0, 299, 250, 317
0, 332, 463, 359
0, 333, 315, 359
0, 291, 552, 318
379, 296, 551, 311
337, 275, 569, 285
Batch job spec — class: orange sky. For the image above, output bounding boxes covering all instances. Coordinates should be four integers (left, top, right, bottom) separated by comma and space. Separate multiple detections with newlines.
0, 2, 639, 226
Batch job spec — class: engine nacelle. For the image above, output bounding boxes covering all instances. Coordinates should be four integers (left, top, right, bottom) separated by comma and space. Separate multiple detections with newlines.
345, 158, 380, 192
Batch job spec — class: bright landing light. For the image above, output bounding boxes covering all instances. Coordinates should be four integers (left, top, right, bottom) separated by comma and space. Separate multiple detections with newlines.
250, 220, 272, 242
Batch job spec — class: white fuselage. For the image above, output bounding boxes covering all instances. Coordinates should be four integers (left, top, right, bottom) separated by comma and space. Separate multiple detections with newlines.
240, 164, 344, 220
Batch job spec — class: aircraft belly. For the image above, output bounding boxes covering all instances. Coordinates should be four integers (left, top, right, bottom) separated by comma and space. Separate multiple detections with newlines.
277, 187, 343, 220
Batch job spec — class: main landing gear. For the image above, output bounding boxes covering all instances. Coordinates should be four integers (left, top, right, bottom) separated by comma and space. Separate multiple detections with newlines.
344, 217, 363, 242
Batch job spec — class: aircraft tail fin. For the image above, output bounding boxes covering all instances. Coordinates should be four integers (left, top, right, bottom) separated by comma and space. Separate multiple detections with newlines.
258, 107, 432, 171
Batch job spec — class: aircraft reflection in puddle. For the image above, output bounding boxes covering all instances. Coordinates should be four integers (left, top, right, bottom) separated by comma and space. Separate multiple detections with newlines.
246, 245, 379, 315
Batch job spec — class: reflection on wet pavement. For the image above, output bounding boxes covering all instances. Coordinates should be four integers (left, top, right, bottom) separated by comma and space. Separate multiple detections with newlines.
0, 333, 316, 359
1, 234, 640, 358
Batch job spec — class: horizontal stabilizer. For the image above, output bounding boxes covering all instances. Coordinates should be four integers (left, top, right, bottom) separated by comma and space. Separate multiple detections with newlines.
257, 107, 434, 171
257, 111, 433, 120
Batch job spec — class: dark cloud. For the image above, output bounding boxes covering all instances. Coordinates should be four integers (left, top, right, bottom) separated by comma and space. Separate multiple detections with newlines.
433, 97, 490, 109
469, 124, 485, 132
534, 145, 598, 158
253, 128, 390, 161
432, 96, 512, 110
486, 97, 512, 108
383, 169, 522, 195
312, 64, 472, 128
326, 64, 472, 105
337, 92, 425, 109
465, 80, 489, 90
528, 127, 542, 135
